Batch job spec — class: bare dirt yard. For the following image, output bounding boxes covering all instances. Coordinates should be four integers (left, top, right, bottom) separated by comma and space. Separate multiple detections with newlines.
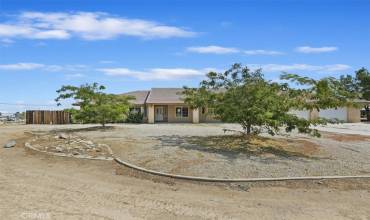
1, 123, 370, 219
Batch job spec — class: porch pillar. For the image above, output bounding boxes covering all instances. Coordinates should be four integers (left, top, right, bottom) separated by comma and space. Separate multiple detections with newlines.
148, 104, 155, 124
192, 108, 199, 123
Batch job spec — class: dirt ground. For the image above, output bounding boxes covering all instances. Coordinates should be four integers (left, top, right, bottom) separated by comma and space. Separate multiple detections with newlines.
68, 123, 370, 179
1, 124, 370, 219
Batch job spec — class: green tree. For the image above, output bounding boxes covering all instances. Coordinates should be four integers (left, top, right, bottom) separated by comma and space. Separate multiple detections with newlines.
339, 68, 370, 120
281, 72, 359, 111
55, 83, 133, 127
183, 64, 356, 137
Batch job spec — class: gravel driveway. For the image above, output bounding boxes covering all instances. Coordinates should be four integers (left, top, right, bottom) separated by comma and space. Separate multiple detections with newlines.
50, 123, 370, 179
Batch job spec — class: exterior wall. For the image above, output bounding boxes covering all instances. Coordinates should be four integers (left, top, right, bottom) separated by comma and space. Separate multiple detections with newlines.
347, 106, 361, 123
289, 110, 310, 120
192, 108, 199, 123
319, 108, 348, 121
147, 104, 154, 124
294, 107, 361, 123
167, 104, 193, 123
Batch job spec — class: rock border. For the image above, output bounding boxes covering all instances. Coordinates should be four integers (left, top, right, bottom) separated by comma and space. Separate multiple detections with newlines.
25, 142, 114, 161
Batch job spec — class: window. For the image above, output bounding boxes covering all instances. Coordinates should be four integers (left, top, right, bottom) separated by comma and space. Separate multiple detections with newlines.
176, 107, 189, 118
182, 107, 188, 117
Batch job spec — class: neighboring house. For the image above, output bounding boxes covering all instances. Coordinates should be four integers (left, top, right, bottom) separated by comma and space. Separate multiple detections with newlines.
291, 100, 370, 123
121, 88, 219, 123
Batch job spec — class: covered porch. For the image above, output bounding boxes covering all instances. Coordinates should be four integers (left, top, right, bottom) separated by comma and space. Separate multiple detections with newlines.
147, 104, 199, 123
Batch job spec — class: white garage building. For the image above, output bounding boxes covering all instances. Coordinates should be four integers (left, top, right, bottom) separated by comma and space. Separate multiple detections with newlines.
291, 100, 370, 123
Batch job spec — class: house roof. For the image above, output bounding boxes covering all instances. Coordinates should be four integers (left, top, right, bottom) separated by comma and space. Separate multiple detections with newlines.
146, 88, 185, 104
120, 90, 150, 105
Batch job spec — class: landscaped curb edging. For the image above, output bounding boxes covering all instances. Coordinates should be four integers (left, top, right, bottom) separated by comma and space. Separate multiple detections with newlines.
25, 142, 114, 161
114, 157, 370, 183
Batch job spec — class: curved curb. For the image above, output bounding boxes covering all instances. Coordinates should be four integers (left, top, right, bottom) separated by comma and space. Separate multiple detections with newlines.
115, 157, 370, 182
25, 142, 114, 161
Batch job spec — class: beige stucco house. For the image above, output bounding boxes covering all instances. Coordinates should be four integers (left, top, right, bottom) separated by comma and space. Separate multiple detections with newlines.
122, 88, 219, 124
123, 88, 369, 124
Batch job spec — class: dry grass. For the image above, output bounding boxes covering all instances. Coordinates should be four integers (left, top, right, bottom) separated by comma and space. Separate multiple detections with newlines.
186, 135, 320, 158
323, 132, 370, 142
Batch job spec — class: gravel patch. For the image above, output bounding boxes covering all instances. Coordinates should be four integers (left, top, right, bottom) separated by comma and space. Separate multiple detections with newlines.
15, 123, 370, 178
50, 123, 369, 179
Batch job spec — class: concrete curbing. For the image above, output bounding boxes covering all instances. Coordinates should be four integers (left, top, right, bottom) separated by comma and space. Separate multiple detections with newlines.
23, 132, 370, 183
114, 157, 370, 183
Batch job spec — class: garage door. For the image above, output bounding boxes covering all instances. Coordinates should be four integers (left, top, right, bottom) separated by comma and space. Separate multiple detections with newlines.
319, 108, 347, 121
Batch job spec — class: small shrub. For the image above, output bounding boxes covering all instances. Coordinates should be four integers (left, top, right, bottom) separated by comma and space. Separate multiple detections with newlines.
126, 112, 144, 123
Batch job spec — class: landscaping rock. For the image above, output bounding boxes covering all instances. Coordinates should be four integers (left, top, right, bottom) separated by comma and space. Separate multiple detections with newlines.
4, 140, 16, 148
55, 146, 63, 152
84, 140, 94, 145
72, 151, 80, 155
58, 133, 69, 139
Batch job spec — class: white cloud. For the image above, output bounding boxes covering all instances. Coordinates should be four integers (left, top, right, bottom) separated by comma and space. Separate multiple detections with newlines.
0, 11, 195, 41
186, 45, 239, 54
244, 50, 284, 55
99, 67, 206, 80
295, 46, 338, 53
186, 46, 284, 56
0, 62, 45, 70
0, 62, 89, 73
248, 63, 351, 73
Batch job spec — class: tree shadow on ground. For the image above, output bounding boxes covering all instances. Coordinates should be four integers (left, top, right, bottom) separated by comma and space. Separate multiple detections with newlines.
151, 135, 319, 161
50, 126, 115, 133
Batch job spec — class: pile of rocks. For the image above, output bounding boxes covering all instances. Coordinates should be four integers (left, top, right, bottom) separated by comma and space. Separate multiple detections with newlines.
29, 132, 112, 159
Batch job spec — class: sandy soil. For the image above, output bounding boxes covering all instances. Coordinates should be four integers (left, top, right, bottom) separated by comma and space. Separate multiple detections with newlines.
1, 124, 370, 219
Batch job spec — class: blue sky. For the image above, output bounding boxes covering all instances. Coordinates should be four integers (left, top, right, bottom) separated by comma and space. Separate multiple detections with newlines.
0, 0, 369, 112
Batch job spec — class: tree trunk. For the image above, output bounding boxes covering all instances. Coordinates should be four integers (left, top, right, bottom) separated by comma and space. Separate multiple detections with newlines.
246, 124, 251, 135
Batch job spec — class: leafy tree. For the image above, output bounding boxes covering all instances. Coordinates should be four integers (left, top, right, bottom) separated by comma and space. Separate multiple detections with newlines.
339, 68, 370, 120
55, 83, 133, 127
183, 64, 356, 137
281, 73, 359, 111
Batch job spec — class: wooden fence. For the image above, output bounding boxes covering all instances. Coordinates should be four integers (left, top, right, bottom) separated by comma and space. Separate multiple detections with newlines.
26, 110, 71, 124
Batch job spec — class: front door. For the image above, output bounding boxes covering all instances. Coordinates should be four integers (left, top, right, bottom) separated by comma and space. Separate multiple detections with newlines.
155, 106, 164, 122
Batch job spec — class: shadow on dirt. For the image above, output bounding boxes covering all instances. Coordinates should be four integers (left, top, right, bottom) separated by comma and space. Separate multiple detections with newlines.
50, 126, 115, 133
152, 135, 318, 161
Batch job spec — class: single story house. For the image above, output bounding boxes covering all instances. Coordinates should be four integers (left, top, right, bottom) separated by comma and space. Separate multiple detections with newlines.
123, 88, 370, 123
122, 88, 219, 123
